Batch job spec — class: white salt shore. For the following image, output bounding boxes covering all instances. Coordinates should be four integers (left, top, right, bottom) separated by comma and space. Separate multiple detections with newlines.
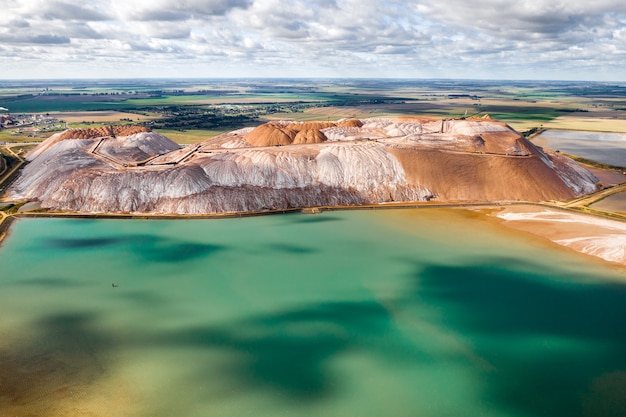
496, 208, 626, 265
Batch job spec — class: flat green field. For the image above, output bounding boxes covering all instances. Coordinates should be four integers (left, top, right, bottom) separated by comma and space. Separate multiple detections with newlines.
0, 97, 128, 113
0, 93, 325, 113
154, 129, 228, 144
0, 129, 50, 143
1, 79, 625, 138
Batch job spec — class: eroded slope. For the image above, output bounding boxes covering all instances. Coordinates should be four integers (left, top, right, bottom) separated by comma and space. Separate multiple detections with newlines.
7, 118, 598, 214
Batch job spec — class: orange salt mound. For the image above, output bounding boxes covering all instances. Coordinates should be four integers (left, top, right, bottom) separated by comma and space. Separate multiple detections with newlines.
293, 129, 328, 145
58, 125, 151, 140
246, 123, 297, 146
246, 121, 334, 147
337, 118, 363, 128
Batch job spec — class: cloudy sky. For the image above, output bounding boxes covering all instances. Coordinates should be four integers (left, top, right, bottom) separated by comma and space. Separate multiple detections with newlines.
1, 0, 625, 80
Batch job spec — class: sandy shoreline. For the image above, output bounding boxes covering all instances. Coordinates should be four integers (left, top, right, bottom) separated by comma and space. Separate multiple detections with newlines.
492, 205, 626, 268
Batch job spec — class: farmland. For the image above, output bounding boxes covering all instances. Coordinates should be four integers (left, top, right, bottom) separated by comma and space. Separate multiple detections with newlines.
1, 79, 626, 145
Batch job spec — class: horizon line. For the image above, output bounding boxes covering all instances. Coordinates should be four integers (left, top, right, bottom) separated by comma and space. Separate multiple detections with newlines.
0, 77, 625, 84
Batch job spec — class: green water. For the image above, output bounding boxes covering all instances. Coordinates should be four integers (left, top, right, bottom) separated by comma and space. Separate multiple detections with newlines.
1, 209, 625, 417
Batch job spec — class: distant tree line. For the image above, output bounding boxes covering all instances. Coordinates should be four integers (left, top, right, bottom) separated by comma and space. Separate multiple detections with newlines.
138, 106, 259, 130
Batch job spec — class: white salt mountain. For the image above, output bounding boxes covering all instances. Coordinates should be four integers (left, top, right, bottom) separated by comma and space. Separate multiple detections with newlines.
8, 117, 598, 214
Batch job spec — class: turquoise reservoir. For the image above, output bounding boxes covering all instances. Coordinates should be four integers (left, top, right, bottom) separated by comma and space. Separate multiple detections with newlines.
0, 209, 625, 417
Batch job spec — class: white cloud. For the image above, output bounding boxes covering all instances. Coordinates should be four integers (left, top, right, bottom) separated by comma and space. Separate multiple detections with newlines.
2, 0, 112, 21
111, 0, 252, 21
0, 0, 624, 80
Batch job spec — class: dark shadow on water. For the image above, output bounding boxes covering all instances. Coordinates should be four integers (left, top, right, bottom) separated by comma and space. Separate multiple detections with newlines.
5, 250, 626, 415
44, 234, 227, 263
267, 243, 317, 254
408, 257, 626, 417
288, 215, 343, 224
141, 241, 224, 263
156, 301, 423, 401
139, 257, 626, 413
10, 276, 91, 288
46, 236, 130, 249
411, 258, 626, 340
